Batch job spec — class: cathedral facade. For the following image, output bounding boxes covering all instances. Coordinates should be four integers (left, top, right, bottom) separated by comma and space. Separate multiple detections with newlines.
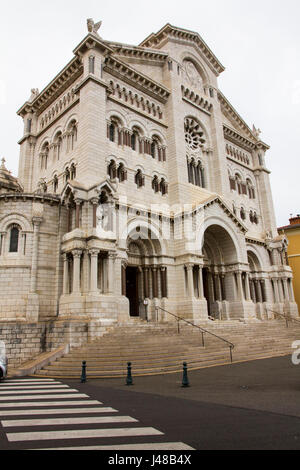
0, 22, 298, 333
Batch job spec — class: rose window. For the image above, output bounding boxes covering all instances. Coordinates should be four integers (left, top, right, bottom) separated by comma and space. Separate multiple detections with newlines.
184, 118, 206, 150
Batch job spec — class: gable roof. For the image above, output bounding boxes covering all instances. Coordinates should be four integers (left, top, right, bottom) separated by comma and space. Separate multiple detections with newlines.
139, 23, 225, 76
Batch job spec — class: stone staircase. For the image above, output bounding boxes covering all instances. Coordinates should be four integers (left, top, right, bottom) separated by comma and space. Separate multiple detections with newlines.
34, 319, 300, 379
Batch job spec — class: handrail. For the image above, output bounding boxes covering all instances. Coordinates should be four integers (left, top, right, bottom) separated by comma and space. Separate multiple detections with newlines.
268, 309, 300, 328
156, 306, 234, 363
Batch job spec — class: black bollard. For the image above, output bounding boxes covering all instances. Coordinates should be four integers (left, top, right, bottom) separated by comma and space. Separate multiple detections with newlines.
182, 362, 190, 388
126, 362, 133, 386
81, 361, 87, 383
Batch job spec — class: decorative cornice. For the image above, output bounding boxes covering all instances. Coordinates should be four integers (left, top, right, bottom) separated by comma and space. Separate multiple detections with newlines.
104, 41, 168, 63
103, 56, 170, 104
181, 85, 213, 115
17, 57, 83, 118
223, 125, 256, 152
139, 24, 225, 76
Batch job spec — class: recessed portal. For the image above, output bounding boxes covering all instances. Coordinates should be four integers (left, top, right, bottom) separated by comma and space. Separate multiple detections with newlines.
126, 267, 139, 317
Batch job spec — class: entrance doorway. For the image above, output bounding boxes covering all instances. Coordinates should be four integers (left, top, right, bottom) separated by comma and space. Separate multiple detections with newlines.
126, 267, 139, 317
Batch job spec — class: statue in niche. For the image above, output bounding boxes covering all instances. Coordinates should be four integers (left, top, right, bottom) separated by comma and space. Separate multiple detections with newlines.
183, 60, 203, 90
96, 191, 115, 239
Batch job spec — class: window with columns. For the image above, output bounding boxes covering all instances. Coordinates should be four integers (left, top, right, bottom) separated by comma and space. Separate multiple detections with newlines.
40, 142, 49, 170
187, 158, 205, 188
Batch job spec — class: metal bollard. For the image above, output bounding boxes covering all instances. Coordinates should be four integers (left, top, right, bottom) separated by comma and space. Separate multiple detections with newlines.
182, 362, 190, 388
126, 362, 133, 386
81, 361, 87, 383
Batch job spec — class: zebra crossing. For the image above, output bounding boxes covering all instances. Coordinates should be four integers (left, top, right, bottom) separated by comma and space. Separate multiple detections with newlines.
0, 378, 194, 450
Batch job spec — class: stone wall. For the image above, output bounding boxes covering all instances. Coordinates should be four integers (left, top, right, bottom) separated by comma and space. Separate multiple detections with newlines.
0, 319, 115, 369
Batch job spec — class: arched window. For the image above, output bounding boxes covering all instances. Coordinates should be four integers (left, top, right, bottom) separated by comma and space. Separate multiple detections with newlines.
9, 225, 20, 253
152, 175, 159, 193
131, 132, 137, 151
40, 142, 49, 170
135, 170, 145, 188
53, 175, 58, 193
68, 121, 77, 151
160, 178, 168, 195
108, 160, 117, 179
235, 174, 243, 195
246, 179, 256, 199
54, 132, 63, 161
117, 163, 127, 182
70, 163, 76, 180
109, 123, 115, 142
65, 167, 70, 182
240, 207, 246, 220
187, 158, 205, 188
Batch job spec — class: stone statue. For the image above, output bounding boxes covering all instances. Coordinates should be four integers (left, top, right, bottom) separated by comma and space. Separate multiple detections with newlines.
87, 18, 102, 37
252, 125, 262, 139
29, 88, 39, 102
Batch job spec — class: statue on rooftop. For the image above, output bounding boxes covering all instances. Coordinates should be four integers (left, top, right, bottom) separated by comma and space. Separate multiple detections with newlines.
87, 19, 102, 37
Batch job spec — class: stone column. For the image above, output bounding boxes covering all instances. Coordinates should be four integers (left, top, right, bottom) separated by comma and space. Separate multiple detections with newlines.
260, 280, 267, 303
235, 271, 244, 301
289, 279, 295, 302
250, 279, 256, 303
62, 253, 69, 295
152, 267, 158, 299
72, 250, 82, 294
254, 279, 263, 303
122, 264, 127, 296
283, 278, 289, 301
215, 274, 222, 301
143, 267, 149, 298
273, 279, 279, 303
198, 266, 204, 299
89, 249, 100, 294
107, 252, 115, 294
75, 200, 81, 229
161, 267, 168, 299
245, 273, 251, 301
30, 217, 43, 294
91, 199, 98, 229
186, 264, 194, 298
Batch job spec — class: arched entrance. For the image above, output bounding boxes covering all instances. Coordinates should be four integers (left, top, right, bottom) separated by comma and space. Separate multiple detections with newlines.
124, 225, 166, 320
202, 224, 239, 319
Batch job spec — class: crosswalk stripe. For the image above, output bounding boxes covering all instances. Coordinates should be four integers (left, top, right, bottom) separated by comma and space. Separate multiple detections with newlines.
0, 386, 69, 390
0, 389, 78, 395
2, 416, 138, 427
4, 380, 56, 383
7, 427, 164, 442
0, 407, 117, 416
0, 400, 101, 408
0, 394, 89, 401
38, 442, 195, 450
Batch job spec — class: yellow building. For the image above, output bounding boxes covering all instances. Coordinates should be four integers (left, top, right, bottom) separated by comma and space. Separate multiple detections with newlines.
278, 215, 300, 310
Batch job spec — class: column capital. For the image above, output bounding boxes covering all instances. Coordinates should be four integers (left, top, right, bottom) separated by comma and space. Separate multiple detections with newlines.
72, 249, 82, 259
89, 248, 100, 257
32, 216, 43, 227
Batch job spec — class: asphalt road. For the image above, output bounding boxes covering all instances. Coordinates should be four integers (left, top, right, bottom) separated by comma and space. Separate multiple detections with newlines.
1, 355, 300, 451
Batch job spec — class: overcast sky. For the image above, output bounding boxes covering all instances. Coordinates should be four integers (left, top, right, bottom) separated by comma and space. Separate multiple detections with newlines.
0, 0, 299, 227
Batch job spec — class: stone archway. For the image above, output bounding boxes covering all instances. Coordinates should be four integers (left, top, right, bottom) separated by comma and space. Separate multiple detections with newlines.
124, 225, 167, 320
202, 224, 239, 320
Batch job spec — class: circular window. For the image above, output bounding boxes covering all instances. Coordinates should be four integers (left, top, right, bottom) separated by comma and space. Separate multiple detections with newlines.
184, 118, 206, 150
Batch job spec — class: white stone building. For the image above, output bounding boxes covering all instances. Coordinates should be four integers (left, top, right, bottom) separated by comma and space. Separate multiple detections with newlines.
0, 21, 298, 346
